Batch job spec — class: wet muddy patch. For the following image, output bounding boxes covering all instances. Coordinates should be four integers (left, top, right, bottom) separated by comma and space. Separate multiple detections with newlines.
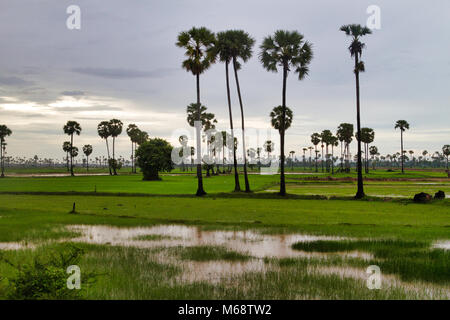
67, 224, 363, 259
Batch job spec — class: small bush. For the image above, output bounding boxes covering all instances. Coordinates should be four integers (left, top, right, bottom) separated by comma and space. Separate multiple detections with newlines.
1, 244, 94, 300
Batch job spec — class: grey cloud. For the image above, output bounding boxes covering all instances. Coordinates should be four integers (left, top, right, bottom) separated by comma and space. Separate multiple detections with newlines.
61, 90, 86, 97
0, 75, 34, 87
71, 67, 175, 79
52, 105, 122, 112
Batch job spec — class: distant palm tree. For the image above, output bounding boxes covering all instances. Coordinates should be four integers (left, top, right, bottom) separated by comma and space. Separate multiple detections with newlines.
176, 26, 216, 196
311, 133, 321, 172
260, 30, 313, 195
0, 125, 12, 178
62, 141, 71, 172
442, 145, 449, 171
337, 123, 354, 172
97, 121, 112, 175
108, 119, 123, 175
126, 124, 140, 173
264, 140, 274, 160
395, 120, 410, 173
289, 150, 295, 170
360, 127, 375, 173
82, 144, 93, 171
63, 121, 81, 176
340, 24, 372, 199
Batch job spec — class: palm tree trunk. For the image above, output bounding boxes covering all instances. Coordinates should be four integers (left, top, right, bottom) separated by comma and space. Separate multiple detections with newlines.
87, 155, 89, 172
233, 57, 250, 192
225, 62, 240, 191
354, 54, 365, 199
279, 63, 287, 196
66, 152, 69, 172
112, 137, 117, 175
195, 72, 206, 196
106, 138, 112, 175
315, 146, 318, 172
0, 140, 3, 178
70, 134, 74, 176
400, 130, 404, 173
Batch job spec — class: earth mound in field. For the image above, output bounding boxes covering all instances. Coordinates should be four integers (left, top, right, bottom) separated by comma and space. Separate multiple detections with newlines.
413, 192, 432, 203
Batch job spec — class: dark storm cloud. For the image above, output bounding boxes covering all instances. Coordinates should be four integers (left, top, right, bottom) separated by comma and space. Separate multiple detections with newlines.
71, 67, 175, 79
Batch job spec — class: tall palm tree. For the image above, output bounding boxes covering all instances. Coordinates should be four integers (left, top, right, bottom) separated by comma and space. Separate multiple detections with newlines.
230, 30, 255, 192
82, 144, 93, 171
214, 31, 241, 191
62, 141, 71, 172
63, 121, 81, 176
311, 133, 321, 172
340, 24, 372, 199
0, 125, 12, 178
395, 120, 410, 173
177, 26, 216, 196
108, 119, 123, 175
97, 121, 112, 175
260, 30, 313, 195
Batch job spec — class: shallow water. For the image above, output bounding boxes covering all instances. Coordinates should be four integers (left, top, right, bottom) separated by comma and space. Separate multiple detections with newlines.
67, 224, 371, 260
433, 241, 450, 250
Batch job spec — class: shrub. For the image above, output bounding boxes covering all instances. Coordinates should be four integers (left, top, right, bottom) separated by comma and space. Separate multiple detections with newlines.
136, 138, 174, 180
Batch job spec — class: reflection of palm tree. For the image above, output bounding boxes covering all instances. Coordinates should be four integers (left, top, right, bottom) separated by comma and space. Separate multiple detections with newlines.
177, 27, 215, 196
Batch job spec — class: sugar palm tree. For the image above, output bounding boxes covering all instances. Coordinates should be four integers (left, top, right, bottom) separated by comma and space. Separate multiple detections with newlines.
395, 120, 410, 173
108, 119, 123, 175
340, 24, 371, 199
214, 31, 241, 191
311, 133, 321, 172
97, 121, 112, 175
62, 141, 71, 172
264, 140, 274, 160
176, 27, 216, 196
260, 30, 313, 195
63, 121, 81, 176
443, 145, 450, 171
82, 144, 93, 171
360, 127, 374, 173
0, 125, 12, 178
126, 124, 140, 173
229, 30, 255, 192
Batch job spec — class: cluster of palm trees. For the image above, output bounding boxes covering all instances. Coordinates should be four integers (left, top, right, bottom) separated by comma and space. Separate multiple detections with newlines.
61, 119, 149, 176
177, 27, 314, 196
305, 124, 376, 174
126, 124, 149, 174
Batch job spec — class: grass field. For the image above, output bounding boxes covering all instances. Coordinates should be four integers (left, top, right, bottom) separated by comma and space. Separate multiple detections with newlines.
0, 169, 448, 300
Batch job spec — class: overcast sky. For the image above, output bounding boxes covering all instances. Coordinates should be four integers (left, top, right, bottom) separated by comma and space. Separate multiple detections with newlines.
1, 0, 449, 161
